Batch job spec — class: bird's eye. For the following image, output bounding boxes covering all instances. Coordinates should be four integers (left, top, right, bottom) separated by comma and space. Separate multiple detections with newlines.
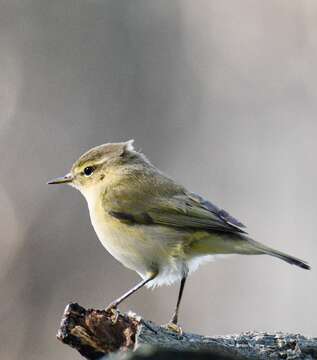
83, 166, 94, 177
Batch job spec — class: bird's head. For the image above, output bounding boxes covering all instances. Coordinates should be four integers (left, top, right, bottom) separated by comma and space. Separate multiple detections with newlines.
47, 140, 139, 199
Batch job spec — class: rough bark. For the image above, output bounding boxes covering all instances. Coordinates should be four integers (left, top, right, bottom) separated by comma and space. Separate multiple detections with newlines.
57, 303, 317, 359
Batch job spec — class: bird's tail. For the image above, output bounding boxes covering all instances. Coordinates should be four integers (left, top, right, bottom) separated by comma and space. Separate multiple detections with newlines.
191, 233, 310, 269
246, 238, 310, 270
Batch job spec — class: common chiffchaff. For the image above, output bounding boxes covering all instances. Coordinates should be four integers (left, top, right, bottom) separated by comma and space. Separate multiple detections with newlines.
48, 140, 310, 330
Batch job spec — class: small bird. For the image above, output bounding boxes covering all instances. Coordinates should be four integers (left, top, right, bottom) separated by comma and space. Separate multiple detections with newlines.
48, 140, 310, 331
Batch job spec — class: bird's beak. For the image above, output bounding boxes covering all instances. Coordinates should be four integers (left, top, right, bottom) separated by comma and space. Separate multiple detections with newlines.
47, 173, 73, 185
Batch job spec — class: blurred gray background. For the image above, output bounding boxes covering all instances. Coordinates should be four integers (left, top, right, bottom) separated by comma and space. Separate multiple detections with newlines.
0, 1, 316, 359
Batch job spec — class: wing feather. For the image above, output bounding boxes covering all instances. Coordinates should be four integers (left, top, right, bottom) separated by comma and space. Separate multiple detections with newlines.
108, 189, 247, 234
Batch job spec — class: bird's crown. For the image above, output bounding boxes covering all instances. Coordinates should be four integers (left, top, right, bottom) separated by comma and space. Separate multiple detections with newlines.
72, 139, 135, 174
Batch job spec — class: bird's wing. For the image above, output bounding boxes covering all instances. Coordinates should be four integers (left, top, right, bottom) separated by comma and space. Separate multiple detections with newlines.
108, 190, 247, 235
187, 192, 247, 231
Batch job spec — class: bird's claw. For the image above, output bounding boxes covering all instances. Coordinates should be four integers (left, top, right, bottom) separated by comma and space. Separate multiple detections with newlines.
163, 322, 183, 335
105, 303, 119, 323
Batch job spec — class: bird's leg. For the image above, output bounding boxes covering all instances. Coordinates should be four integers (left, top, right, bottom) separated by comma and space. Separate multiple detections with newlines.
165, 276, 187, 334
170, 276, 187, 325
105, 272, 157, 312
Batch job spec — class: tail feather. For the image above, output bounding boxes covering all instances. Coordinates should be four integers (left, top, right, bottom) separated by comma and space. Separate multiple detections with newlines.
247, 238, 310, 270
262, 248, 310, 270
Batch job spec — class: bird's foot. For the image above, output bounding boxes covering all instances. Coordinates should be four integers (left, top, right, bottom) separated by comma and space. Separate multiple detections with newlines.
105, 302, 120, 323
163, 322, 183, 335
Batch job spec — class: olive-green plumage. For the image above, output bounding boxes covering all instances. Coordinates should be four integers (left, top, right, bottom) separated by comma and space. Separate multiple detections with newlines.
48, 140, 310, 329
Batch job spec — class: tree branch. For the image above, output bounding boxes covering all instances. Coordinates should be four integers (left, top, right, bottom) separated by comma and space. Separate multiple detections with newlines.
57, 303, 317, 359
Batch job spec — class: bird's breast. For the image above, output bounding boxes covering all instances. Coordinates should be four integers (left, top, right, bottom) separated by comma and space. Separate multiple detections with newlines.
88, 201, 168, 275
87, 199, 193, 285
